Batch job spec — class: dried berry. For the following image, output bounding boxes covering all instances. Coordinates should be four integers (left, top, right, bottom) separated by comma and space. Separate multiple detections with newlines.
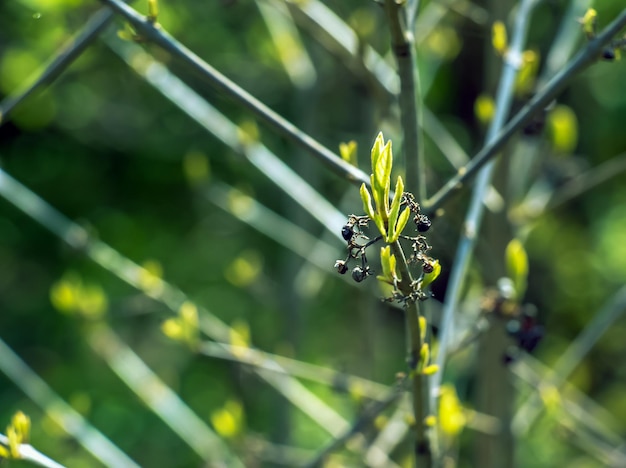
602, 48, 616, 61
416, 215, 431, 233
334, 260, 348, 274
352, 266, 367, 282
341, 224, 354, 241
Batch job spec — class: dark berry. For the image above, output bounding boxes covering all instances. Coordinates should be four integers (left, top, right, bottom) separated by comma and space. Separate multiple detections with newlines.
334, 260, 348, 274
341, 224, 354, 241
423, 262, 434, 274
602, 48, 616, 61
352, 266, 367, 282
416, 215, 431, 233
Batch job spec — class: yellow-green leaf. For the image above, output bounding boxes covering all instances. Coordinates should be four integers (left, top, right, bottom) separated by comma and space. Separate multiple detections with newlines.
390, 206, 411, 243
370, 132, 385, 179
422, 364, 440, 375
379, 246, 397, 282
419, 316, 427, 343
581, 8, 597, 38
386, 176, 404, 242
439, 384, 466, 437
547, 105, 578, 154
380, 246, 391, 279
360, 183, 376, 220
339, 140, 358, 166
419, 343, 430, 369
505, 239, 528, 300
492, 21, 507, 55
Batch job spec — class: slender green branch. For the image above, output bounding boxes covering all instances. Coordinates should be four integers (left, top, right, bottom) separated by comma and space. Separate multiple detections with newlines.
303, 380, 407, 468
0, 8, 113, 125
384, 0, 425, 200
364, 396, 412, 466
0, 337, 139, 467
389, 240, 435, 465
546, 152, 626, 209
513, 285, 626, 435
198, 341, 390, 401
98, 0, 370, 189
513, 356, 626, 465
87, 324, 244, 466
424, 7, 626, 214
0, 434, 66, 468
105, 37, 348, 239
432, 0, 537, 406
0, 167, 349, 439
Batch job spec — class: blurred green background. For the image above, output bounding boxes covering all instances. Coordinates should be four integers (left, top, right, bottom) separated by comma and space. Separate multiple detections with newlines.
1, 0, 626, 466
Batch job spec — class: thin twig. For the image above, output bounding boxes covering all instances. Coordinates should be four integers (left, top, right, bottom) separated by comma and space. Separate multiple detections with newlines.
513, 355, 626, 466
302, 380, 407, 468
364, 396, 412, 467
432, 0, 538, 402
0, 337, 139, 467
87, 324, 245, 466
423, 7, 626, 214
513, 285, 626, 435
0, 434, 66, 468
384, 0, 425, 200
199, 341, 390, 401
542, 152, 626, 215
98, 0, 371, 189
105, 36, 348, 239
0, 8, 113, 125
0, 168, 351, 439
389, 241, 435, 465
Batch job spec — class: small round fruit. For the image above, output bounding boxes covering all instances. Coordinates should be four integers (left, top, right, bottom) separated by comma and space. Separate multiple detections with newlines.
352, 266, 367, 282
334, 260, 348, 274
416, 215, 431, 233
341, 224, 354, 241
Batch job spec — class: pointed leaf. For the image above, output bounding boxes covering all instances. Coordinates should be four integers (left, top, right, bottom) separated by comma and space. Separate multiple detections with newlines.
505, 239, 528, 300
419, 316, 427, 343
371, 132, 385, 176
370, 173, 385, 218
422, 364, 440, 375
386, 176, 404, 242
373, 214, 387, 239
360, 183, 376, 221
420, 343, 430, 368
380, 246, 392, 279
393, 207, 411, 241
339, 140, 358, 166
362, 184, 386, 238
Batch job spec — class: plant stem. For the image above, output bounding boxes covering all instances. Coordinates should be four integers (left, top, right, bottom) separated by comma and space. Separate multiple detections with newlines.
0, 338, 139, 467
384, 0, 426, 201
423, 7, 626, 214
513, 285, 626, 435
99, 0, 371, 189
0, 8, 113, 125
432, 0, 537, 405
303, 381, 406, 468
390, 241, 435, 466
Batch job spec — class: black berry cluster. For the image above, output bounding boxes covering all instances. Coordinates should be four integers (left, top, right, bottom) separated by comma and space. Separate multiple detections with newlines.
334, 193, 437, 302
